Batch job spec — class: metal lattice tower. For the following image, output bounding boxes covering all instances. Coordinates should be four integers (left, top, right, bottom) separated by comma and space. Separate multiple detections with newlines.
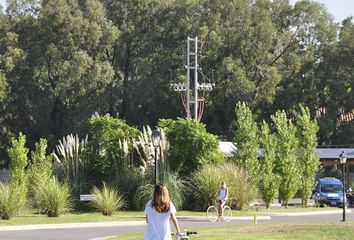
171, 37, 215, 121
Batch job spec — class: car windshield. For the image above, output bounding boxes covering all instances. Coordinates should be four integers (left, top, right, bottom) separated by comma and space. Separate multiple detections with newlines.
321, 184, 342, 193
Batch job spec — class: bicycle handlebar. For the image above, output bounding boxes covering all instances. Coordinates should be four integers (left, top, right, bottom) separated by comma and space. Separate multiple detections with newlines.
171, 231, 198, 236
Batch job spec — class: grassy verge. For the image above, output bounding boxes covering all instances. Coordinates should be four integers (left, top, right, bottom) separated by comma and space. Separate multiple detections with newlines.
109, 222, 354, 240
255, 206, 341, 213
0, 207, 342, 226
0, 211, 144, 226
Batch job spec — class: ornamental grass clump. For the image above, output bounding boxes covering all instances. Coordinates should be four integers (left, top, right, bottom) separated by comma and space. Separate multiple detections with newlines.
0, 183, 26, 220
188, 164, 224, 210
134, 166, 186, 210
90, 182, 126, 216
190, 162, 257, 210
36, 178, 72, 217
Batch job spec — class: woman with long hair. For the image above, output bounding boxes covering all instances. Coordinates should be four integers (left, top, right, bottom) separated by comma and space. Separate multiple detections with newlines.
144, 183, 181, 240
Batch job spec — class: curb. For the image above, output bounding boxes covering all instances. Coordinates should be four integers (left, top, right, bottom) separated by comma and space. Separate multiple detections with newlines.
178, 216, 271, 221
88, 236, 117, 240
258, 209, 352, 216
0, 221, 146, 232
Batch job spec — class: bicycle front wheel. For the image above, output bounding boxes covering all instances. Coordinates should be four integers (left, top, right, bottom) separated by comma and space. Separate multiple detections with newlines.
206, 206, 218, 222
223, 206, 232, 222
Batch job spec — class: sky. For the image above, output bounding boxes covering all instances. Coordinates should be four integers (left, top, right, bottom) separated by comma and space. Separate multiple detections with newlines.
0, 0, 353, 23
290, 0, 354, 23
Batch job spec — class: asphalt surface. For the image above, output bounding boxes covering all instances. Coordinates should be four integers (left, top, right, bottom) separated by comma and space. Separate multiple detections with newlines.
0, 211, 353, 240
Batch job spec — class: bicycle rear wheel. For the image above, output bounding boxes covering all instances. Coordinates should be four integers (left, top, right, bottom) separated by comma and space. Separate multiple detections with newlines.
206, 206, 218, 222
223, 206, 232, 222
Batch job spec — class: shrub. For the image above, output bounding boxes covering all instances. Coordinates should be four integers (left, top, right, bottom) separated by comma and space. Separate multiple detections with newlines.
114, 167, 142, 210
132, 125, 169, 174
87, 115, 140, 180
0, 183, 26, 220
162, 173, 186, 210
134, 169, 186, 210
28, 138, 53, 209
90, 182, 126, 216
188, 164, 224, 210
36, 178, 72, 217
134, 183, 154, 211
189, 162, 257, 210
159, 118, 224, 176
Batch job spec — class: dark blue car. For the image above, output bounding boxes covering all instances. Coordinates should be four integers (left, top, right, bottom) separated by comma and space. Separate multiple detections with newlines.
312, 178, 345, 207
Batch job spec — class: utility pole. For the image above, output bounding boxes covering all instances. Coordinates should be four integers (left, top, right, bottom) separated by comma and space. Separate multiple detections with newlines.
171, 37, 215, 121
186, 36, 199, 121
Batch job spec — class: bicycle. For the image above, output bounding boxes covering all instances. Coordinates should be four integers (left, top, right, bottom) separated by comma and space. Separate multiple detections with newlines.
206, 205, 232, 222
171, 231, 197, 240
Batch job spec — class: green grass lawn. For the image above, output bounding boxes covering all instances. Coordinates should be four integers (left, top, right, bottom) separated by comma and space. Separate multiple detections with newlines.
109, 222, 354, 240
256, 206, 341, 213
0, 211, 145, 226
0, 207, 342, 226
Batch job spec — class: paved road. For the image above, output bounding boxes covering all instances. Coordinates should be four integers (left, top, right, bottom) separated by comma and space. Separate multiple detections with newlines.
1, 211, 353, 240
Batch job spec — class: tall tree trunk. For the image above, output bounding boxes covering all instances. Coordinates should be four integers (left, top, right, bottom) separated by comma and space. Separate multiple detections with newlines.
51, 97, 64, 139
121, 47, 131, 119
107, 46, 117, 116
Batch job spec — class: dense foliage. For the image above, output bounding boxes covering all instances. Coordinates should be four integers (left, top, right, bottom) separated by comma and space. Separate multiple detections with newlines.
189, 162, 257, 210
28, 138, 53, 208
87, 115, 140, 181
272, 110, 300, 207
0, 0, 353, 163
296, 105, 320, 206
233, 102, 260, 183
8, 133, 29, 196
0, 0, 352, 213
159, 118, 224, 175
259, 121, 280, 209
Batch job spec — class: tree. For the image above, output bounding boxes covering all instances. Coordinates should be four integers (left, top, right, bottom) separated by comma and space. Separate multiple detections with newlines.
0, 9, 26, 148
272, 110, 299, 207
296, 104, 320, 206
316, 17, 354, 144
6, 0, 41, 17
200, 0, 283, 135
101, 0, 196, 125
102, 0, 161, 119
33, 0, 117, 138
233, 101, 260, 183
159, 118, 224, 176
272, 0, 337, 115
8, 133, 29, 194
28, 138, 52, 195
259, 121, 280, 209
0, 0, 353, 163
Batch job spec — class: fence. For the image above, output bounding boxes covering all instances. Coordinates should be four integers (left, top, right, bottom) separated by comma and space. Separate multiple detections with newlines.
0, 169, 9, 183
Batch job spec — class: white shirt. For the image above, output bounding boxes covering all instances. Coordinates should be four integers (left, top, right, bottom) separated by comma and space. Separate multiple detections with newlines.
219, 187, 228, 201
144, 200, 176, 240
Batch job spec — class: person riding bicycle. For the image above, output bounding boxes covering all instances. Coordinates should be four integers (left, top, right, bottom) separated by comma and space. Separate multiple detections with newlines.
218, 181, 228, 220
